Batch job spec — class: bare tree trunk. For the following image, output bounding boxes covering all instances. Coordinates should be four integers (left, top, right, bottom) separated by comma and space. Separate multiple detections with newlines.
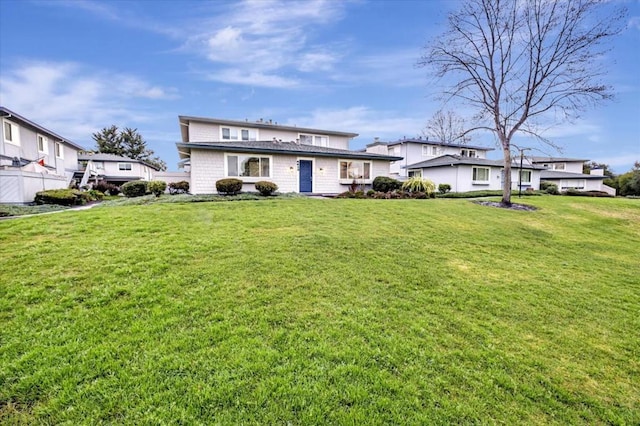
501, 143, 512, 206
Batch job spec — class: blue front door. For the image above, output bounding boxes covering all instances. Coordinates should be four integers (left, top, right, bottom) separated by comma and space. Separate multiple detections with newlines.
299, 160, 313, 193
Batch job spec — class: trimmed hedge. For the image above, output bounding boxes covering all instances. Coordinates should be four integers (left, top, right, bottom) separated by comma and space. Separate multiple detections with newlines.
255, 181, 278, 196
438, 183, 452, 194
216, 178, 243, 195
35, 189, 88, 206
121, 181, 148, 198
372, 176, 402, 193
168, 181, 189, 194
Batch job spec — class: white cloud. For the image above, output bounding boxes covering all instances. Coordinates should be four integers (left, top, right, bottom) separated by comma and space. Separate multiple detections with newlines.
0, 61, 178, 143
182, 0, 347, 86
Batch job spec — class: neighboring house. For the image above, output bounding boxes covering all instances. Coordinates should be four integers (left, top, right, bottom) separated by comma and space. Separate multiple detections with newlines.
176, 116, 401, 194
75, 152, 160, 186
365, 137, 495, 179
1, 106, 84, 203
402, 154, 543, 193
529, 156, 616, 195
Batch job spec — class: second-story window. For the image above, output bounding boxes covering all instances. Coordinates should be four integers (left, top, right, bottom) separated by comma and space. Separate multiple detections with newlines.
55, 142, 64, 159
3, 120, 20, 146
118, 163, 132, 171
37, 135, 48, 154
461, 149, 477, 158
222, 127, 257, 141
300, 134, 328, 147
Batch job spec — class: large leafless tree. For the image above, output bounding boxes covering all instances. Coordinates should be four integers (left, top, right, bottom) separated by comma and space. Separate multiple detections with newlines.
419, 0, 625, 205
423, 110, 469, 144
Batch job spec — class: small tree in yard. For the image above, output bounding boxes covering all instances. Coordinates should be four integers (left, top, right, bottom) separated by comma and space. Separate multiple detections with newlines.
419, 0, 625, 206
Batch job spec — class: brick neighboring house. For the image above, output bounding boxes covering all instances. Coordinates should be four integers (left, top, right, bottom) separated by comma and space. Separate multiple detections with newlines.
1, 106, 85, 203
176, 116, 401, 194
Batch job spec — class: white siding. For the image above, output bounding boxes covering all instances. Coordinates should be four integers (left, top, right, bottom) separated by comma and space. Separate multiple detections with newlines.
0, 170, 67, 203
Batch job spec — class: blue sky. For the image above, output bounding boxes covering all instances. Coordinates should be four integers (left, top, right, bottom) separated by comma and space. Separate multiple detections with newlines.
1, 0, 639, 173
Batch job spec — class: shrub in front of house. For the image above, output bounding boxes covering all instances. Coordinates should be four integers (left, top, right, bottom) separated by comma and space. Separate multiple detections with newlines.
255, 181, 278, 196
372, 176, 402, 193
168, 181, 189, 194
540, 181, 559, 195
35, 189, 87, 206
121, 181, 148, 198
438, 183, 452, 194
366, 189, 376, 197
94, 181, 120, 196
216, 178, 243, 195
402, 176, 436, 196
86, 190, 104, 201
147, 180, 167, 197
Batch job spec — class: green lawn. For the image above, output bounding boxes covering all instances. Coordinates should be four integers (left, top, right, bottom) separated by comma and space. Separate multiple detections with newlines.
1, 197, 638, 424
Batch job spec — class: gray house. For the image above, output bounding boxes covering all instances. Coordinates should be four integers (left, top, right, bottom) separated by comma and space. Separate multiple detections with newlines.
1, 106, 84, 203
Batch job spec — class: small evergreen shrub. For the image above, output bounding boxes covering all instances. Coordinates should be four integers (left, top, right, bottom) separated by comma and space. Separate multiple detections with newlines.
168, 181, 189, 194
216, 178, 243, 195
438, 183, 452, 194
147, 180, 167, 197
372, 176, 402, 193
255, 181, 278, 196
540, 181, 559, 195
121, 180, 148, 198
366, 189, 376, 197
35, 189, 86, 206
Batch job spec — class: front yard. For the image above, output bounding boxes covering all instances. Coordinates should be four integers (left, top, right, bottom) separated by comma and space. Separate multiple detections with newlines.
1, 197, 638, 423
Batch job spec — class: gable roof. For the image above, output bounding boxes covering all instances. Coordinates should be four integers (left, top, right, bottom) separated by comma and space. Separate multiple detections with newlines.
406, 154, 543, 169
78, 152, 162, 171
0, 106, 85, 151
176, 140, 402, 161
380, 137, 494, 152
178, 115, 359, 140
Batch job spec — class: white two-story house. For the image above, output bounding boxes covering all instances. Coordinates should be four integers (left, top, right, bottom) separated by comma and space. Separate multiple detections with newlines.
1, 106, 84, 203
366, 137, 495, 180
75, 152, 160, 187
176, 116, 401, 194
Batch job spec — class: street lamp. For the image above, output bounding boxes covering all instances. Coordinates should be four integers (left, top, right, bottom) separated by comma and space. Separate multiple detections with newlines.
512, 144, 532, 198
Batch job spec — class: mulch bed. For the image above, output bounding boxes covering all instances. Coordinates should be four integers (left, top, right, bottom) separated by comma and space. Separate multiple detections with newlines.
473, 200, 538, 211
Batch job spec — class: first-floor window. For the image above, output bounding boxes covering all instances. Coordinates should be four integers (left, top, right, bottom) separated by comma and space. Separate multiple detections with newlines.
55, 142, 64, 158
340, 160, 371, 179
520, 170, 532, 183
408, 169, 422, 178
118, 163, 132, 171
227, 155, 270, 177
472, 166, 490, 182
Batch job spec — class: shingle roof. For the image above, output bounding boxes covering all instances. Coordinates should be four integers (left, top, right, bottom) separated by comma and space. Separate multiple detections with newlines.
176, 140, 402, 161
382, 137, 494, 152
0, 106, 85, 151
540, 170, 604, 180
178, 115, 359, 138
406, 154, 543, 169
78, 152, 162, 171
